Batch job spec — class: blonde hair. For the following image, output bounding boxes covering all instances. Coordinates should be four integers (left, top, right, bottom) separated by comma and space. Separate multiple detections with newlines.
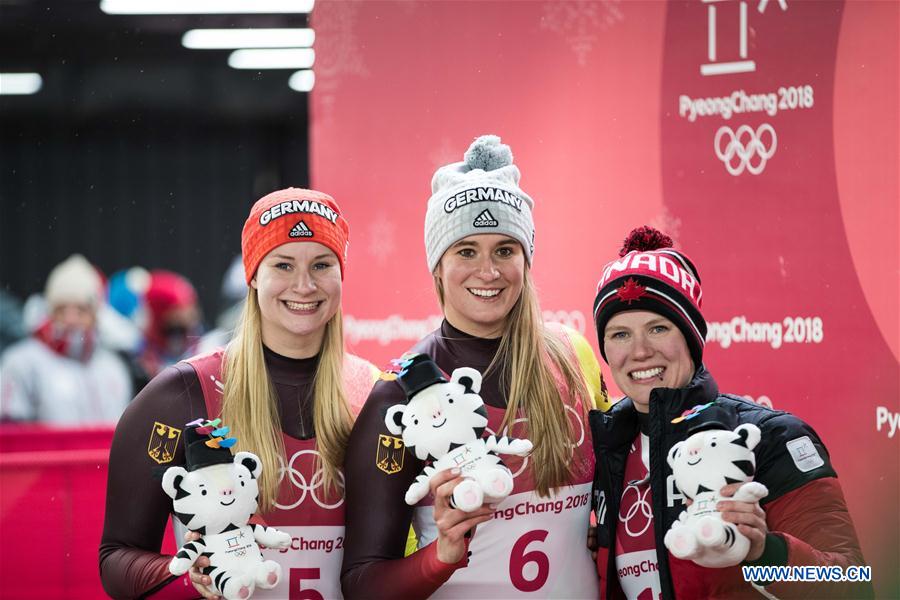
435, 270, 591, 497
220, 288, 351, 513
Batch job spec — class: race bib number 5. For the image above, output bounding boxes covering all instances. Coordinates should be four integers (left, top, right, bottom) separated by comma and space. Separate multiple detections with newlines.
289, 568, 323, 600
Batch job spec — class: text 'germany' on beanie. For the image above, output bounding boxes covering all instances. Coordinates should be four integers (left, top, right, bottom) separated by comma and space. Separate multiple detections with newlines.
241, 188, 350, 283
424, 135, 536, 272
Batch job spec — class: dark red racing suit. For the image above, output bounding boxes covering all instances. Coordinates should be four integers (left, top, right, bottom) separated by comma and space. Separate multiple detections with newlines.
99, 347, 375, 599
341, 320, 604, 599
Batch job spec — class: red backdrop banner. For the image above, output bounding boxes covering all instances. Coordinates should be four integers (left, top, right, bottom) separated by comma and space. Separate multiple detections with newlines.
0, 425, 177, 599
311, 0, 898, 596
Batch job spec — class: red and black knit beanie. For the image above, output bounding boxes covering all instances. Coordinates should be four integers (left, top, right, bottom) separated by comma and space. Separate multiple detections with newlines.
592, 226, 707, 367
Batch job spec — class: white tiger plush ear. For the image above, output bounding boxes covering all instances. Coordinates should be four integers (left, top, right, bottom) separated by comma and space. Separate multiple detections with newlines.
667, 441, 685, 470
385, 404, 407, 436
162, 466, 188, 500
450, 367, 482, 394
733, 424, 762, 451
235, 451, 262, 479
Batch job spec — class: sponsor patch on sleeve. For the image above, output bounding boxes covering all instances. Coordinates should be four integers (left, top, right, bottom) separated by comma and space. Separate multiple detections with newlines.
786, 435, 825, 473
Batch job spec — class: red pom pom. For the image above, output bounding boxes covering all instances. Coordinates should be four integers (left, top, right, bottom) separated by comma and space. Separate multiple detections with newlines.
619, 226, 674, 257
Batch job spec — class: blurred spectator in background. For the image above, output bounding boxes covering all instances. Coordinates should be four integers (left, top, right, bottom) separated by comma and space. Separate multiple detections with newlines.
198, 255, 246, 353
104, 266, 150, 355
0, 254, 132, 425
133, 270, 202, 389
0, 290, 26, 354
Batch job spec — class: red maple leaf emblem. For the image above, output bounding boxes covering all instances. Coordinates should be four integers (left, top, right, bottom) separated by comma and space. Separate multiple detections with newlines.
616, 278, 647, 304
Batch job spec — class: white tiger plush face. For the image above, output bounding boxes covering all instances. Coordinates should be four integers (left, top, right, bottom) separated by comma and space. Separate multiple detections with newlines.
162, 451, 261, 535
385, 367, 489, 461
667, 424, 761, 499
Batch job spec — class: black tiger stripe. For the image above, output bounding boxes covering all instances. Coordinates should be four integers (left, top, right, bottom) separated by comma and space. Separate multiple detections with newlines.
175, 550, 190, 559
201, 566, 214, 576
182, 542, 198, 554
731, 435, 749, 448
732, 459, 754, 476
173, 510, 196, 527
174, 483, 191, 500
215, 570, 228, 590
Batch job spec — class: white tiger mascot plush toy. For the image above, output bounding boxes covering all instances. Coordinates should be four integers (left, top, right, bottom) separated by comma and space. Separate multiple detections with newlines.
384, 354, 532, 512
161, 419, 291, 600
664, 406, 768, 568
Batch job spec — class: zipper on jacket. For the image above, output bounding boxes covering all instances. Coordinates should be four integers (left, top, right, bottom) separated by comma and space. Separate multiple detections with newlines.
649, 397, 676, 600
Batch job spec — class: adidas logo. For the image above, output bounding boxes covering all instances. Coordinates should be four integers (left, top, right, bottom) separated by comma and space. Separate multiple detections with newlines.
473, 209, 498, 228
289, 220, 313, 238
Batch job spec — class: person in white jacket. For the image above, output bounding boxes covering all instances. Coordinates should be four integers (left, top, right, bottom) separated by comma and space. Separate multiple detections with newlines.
0, 254, 131, 426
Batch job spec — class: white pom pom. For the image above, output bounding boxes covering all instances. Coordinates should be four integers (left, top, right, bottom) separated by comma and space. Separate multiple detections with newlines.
126, 266, 151, 295
464, 135, 513, 171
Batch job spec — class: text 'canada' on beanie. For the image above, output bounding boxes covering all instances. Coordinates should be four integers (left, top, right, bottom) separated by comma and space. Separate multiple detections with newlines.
593, 226, 707, 368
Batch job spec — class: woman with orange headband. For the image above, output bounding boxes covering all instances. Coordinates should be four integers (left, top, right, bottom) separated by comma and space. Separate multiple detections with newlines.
100, 188, 379, 599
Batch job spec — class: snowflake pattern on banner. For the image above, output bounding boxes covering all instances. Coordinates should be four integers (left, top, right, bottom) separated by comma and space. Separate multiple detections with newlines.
540, 0, 624, 66
428, 137, 459, 172
650, 207, 683, 247
366, 214, 397, 266
311, 0, 370, 123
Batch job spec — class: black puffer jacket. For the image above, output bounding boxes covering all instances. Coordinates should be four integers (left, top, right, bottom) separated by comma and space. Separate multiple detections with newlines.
590, 366, 870, 600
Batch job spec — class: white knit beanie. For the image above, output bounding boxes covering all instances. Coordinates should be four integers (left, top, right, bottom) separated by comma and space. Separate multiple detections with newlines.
424, 135, 535, 272
44, 254, 103, 309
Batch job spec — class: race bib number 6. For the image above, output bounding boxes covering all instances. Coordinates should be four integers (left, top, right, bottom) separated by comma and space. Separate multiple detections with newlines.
509, 530, 550, 592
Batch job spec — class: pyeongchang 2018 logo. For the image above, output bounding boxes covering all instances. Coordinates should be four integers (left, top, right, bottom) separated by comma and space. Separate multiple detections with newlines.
675, 0, 817, 177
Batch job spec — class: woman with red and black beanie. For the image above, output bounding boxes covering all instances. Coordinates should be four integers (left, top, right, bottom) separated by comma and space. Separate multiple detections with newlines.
589, 226, 871, 599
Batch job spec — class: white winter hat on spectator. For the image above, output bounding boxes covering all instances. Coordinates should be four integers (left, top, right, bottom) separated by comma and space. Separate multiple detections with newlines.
44, 254, 103, 310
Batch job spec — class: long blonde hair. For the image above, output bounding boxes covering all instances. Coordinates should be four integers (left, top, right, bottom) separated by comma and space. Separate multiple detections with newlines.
436, 269, 591, 497
220, 288, 351, 513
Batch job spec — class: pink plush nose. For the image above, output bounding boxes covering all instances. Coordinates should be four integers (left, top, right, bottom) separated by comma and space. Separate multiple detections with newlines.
688, 448, 699, 456
221, 488, 233, 496
433, 410, 442, 419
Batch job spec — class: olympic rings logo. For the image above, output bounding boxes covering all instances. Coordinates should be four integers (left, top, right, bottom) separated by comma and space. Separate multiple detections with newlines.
484, 406, 586, 479
542, 310, 587, 334
714, 124, 777, 176
619, 482, 652, 537
273, 449, 345, 511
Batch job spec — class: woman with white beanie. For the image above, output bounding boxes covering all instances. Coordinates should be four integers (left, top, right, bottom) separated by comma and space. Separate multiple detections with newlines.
0, 254, 131, 425
341, 136, 610, 598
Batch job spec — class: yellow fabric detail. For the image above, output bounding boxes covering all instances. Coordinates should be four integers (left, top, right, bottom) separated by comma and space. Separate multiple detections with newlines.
560, 325, 614, 412
404, 526, 418, 557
